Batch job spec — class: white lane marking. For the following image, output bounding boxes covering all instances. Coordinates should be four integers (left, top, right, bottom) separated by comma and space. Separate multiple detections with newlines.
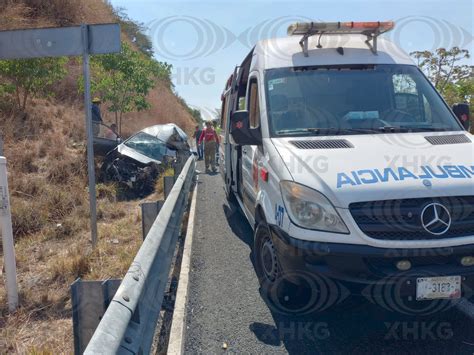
167, 178, 198, 355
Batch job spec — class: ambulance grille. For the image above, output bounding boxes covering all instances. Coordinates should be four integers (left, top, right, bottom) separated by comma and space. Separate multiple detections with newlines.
350, 196, 474, 241
290, 139, 353, 149
424, 134, 471, 145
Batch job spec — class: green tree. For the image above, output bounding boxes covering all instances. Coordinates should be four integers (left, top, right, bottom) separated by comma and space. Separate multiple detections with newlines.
89, 42, 170, 133
0, 57, 67, 111
410, 47, 472, 96
148, 58, 172, 84
112, 6, 154, 57
175, 95, 203, 123
411, 48, 473, 130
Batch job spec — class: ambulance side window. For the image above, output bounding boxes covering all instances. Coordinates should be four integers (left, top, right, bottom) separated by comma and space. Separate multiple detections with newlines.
248, 79, 260, 129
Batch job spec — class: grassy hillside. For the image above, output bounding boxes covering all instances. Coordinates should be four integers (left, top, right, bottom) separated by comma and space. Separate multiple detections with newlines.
0, 0, 195, 352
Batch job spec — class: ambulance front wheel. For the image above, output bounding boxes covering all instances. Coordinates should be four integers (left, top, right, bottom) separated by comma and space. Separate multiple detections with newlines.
254, 222, 312, 313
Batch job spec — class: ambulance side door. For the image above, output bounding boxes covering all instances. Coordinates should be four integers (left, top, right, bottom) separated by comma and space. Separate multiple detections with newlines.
241, 74, 261, 216
220, 91, 231, 185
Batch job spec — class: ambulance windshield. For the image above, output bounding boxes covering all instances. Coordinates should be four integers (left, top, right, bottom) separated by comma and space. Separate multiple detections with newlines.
265, 64, 463, 136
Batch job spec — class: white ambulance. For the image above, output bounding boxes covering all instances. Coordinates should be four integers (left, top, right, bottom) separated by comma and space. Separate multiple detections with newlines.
219, 21, 473, 308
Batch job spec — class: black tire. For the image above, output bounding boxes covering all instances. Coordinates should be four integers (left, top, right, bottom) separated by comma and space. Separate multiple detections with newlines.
254, 222, 281, 285
254, 222, 315, 314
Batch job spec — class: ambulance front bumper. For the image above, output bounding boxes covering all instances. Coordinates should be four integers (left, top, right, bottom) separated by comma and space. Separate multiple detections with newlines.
269, 224, 474, 297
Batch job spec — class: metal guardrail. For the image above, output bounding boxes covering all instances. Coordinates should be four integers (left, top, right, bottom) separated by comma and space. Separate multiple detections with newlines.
84, 156, 195, 354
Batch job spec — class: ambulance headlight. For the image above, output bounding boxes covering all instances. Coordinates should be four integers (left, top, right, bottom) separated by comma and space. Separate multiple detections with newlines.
280, 181, 349, 234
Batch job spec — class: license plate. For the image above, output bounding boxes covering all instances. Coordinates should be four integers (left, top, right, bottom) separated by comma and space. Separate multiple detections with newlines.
416, 276, 461, 300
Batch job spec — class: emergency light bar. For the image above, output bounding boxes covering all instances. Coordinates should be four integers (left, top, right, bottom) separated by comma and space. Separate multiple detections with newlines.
287, 21, 395, 56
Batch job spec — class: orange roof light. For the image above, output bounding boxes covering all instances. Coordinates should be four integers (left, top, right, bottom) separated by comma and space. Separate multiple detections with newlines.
288, 21, 395, 36
341, 21, 395, 31
287, 21, 395, 56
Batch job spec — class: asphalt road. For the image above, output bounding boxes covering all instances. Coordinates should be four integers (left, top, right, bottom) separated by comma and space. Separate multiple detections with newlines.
184, 161, 474, 354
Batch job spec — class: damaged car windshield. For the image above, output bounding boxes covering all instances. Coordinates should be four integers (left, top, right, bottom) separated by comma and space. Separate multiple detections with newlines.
124, 132, 168, 161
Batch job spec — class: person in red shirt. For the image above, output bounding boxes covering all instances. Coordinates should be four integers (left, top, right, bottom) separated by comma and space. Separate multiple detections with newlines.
198, 121, 220, 172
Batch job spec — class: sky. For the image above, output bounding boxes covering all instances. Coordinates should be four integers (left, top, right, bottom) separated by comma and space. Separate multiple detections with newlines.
110, 0, 473, 120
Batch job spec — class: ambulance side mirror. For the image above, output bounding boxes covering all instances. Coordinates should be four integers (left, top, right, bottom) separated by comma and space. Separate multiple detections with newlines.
230, 110, 262, 145
452, 103, 470, 131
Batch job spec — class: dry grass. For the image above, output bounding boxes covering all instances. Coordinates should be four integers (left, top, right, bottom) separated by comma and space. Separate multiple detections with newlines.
0, 179, 151, 353
0, 0, 115, 31
121, 82, 197, 137
0, 0, 195, 352
0, 95, 172, 352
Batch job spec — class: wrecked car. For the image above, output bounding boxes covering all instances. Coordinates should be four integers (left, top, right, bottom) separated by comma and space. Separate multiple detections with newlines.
100, 123, 191, 197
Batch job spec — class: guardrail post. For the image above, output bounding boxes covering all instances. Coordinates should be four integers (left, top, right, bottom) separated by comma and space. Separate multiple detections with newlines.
140, 201, 163, 240
71, 278, 121, 354
71, 279, 101, 354
163, 176, 174, 199
173, 152, 192, 181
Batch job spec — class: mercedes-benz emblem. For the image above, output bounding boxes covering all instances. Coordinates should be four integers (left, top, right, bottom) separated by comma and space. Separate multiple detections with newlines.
421, 203, 451, 235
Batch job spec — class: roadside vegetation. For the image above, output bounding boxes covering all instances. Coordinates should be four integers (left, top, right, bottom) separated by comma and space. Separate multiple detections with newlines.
0, 0, 197, 352
410, 47, 473, 130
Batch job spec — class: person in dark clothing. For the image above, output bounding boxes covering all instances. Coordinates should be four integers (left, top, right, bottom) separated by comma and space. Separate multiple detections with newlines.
192, 124, 203, 160
91, 97, 102, 136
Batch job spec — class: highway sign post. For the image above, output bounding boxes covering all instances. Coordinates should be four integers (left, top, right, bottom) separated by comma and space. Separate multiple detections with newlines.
0, 24, 120, 310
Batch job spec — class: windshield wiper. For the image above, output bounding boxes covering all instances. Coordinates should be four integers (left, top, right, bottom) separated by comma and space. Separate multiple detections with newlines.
275, 128, 325, 135
276, 127, 379, 135
338, 128, 380, 134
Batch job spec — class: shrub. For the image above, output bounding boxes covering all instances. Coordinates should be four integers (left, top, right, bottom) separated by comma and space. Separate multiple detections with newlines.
22, 0, 84, 26
43, 180, 86, 221
9, 142, 38, 173
97, 201, 126, 220
11, 198, 48, 237
0, 57, 67, 112
96, 183, 117, 202
50, 216, 86, 240
46, 156, 86, 184
10, 174, 45, 197
50, 251, 90, 283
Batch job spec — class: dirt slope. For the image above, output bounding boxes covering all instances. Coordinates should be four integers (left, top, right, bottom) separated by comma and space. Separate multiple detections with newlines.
0, 0, 195, 352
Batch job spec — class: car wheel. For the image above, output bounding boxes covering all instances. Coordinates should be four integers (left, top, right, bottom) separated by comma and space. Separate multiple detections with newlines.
254, 222, 280, 284
254, 222, 314, 314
